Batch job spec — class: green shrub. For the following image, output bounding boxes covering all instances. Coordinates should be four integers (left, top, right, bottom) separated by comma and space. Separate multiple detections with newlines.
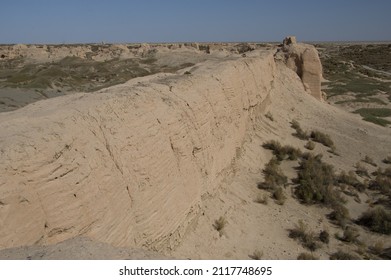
357, 207, 391, 235
330, 250, 360, 260
310, 130, 335, 148
297, 253, 319, 260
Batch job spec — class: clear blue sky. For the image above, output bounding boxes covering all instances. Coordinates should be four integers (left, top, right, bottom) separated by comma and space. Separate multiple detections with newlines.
0, 0, 390, 43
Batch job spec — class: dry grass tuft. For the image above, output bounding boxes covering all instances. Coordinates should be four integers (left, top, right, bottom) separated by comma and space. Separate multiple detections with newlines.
288, 220, 321, 252
213, 216, 227, 235
249, 250, 264, 260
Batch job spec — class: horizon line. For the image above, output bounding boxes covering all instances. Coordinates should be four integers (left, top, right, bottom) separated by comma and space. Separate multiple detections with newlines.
0, 40, 390, 46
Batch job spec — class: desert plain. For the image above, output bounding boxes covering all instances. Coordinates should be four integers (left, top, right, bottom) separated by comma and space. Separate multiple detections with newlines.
0, 38, 390, 259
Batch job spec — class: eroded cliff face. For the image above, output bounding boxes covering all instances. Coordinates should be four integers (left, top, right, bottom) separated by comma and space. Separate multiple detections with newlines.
277, 36, 323, 100
0, 50, 281, 250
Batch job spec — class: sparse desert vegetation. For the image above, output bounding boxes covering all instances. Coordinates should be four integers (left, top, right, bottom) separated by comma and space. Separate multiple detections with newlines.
356, 207, 391, 235
294, 154, 342, 206
310, 130, 335, 149
337, 226, 360, 243
297, 252, 319, 260
288, 220, 321, 252
262, 140, 302, 161
318, 43, 391, 127
329, 250, 360, 260
258, 158, 288, 190
291, 120, 309, 140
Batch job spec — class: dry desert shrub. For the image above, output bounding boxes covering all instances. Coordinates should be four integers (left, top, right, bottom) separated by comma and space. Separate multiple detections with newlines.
337, 226, 360, 243
273, 187, 287, 205
369, 167, 391, 195
288, 220, 321, 252
383, 156, 391, 164
213, 216, 227, 235
265, 111, 274, 121
310, 130, 335, 149
297, 252, 319, 260
356, 206, 391, 235
337, 170, 366, 192
354, 162, 370, 178
330, 250, 360, 260
294, 154, 342, 206
258, 158, 288, 190
249, 249, 264, 260
305, 140, 315, 150
362, 155, 377, 167
262, 139, 282, 151
255, 193, 269, 205
328, 203, 350, 227
291, 120, 310, 140
369, 240, 384, 256
319, 230, 330, 244
262, 140, 302, 161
